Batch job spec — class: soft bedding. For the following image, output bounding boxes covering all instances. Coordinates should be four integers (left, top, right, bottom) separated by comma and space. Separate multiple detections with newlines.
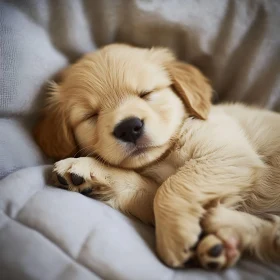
0, 0, 280, 279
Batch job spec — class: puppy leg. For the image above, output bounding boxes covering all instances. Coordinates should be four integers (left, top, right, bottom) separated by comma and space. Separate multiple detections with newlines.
52, 157, 157, 225
197, 205, 280, 270
154, 177, 205, 267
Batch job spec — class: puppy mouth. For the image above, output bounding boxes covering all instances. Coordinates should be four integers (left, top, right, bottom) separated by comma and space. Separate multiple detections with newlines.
121, 134, 163, 160
128, 142, 162, 157
125, 134, 154, 157
130, 146, 149, 156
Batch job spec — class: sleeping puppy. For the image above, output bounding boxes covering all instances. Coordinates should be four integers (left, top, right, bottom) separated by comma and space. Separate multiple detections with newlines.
34, 44, 280, 270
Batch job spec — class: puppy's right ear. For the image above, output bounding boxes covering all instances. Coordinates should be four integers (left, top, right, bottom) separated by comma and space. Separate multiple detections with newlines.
33, 82, 77, 159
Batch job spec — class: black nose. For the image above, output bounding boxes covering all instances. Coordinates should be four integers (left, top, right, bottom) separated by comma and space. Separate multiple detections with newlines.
113, 117, 144, 143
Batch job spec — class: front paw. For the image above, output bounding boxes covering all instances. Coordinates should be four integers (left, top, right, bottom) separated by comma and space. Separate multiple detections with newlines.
52, 157, 115, 201
156, 219, 201, 267
52, 158, 91, 191
197, 232, 240, 270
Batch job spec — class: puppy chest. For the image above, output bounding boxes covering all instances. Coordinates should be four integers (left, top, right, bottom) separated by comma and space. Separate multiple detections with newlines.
141, 155, 184, 184
143, 163, 176, 184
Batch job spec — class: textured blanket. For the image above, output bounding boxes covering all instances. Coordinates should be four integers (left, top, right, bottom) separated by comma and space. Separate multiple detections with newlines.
0, 0, 280, 279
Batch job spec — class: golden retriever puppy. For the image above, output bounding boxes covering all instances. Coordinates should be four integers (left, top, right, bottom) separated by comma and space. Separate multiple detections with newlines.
34, 44, 280, 270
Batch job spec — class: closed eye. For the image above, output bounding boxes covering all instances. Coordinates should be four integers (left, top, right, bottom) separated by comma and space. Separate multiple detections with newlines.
83, 112, 98, 122
139, 90, 153, 98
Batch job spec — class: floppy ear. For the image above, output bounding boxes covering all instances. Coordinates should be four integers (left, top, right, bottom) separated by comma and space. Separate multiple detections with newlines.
167, 61, 212, 120
33, 83, 77, 159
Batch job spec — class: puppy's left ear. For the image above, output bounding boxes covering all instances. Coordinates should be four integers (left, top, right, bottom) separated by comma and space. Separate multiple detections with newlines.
167, 61, 212, 120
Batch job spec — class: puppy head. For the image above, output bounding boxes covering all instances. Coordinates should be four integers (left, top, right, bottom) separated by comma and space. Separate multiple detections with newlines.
34, 44, 212, 168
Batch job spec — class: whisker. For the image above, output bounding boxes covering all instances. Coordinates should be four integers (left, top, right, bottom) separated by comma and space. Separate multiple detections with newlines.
74, 145, 94, 157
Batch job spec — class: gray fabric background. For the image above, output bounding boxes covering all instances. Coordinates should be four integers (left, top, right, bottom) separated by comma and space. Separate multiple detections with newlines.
0, 0, 280, 279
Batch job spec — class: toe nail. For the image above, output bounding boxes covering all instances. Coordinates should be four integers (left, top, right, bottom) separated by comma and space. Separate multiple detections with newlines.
71, 173, 85, 186
57, 174, 68, 186
227, 237, 238, 248
207, 261, 220, 270
227, 248, 238, 259
208, 244, 223, 257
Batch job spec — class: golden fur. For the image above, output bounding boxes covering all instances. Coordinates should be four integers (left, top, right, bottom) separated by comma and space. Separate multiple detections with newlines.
34, 44, 280, 270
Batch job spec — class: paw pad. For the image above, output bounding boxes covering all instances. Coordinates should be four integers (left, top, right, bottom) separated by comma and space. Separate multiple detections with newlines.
208, 244, 223, 257
197, 234, 227, 270
184, 257, 198, 268
206, 261, 220, 270
81, 188, 93, 196
57, 174, 68, 186
71, 173, 85, 186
